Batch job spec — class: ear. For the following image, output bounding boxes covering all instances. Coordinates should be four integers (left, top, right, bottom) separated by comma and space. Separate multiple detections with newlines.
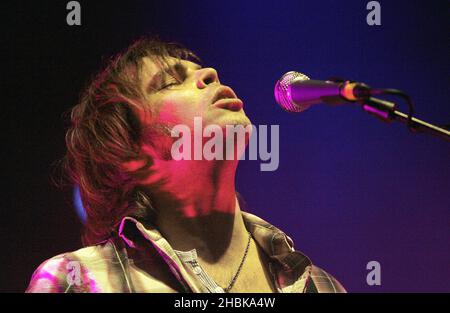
122, 158, 148, 172
120, 152, 156, 184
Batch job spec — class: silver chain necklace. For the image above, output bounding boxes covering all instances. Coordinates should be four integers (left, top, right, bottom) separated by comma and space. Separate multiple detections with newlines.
223, 231, 252, 293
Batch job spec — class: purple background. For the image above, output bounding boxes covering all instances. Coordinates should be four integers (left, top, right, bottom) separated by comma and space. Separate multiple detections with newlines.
3, 0, 449, 292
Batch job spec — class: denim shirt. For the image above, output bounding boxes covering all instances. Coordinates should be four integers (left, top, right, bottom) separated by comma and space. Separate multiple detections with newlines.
26, 212, 346, 293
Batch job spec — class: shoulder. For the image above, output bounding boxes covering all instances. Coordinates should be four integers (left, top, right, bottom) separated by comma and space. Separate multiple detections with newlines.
25, 240, 117, 293
306, 265, 347, 293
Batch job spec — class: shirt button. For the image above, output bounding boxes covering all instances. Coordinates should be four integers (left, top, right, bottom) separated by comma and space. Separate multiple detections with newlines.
214, 286, 224, 293
193, 266, 202, 275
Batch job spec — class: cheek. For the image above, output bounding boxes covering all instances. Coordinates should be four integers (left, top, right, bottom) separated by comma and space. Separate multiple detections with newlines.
157, 94, 204, 126
158, 101, 187, 125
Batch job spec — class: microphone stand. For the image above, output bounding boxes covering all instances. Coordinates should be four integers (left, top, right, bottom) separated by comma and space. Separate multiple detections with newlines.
360, 97, 450, 142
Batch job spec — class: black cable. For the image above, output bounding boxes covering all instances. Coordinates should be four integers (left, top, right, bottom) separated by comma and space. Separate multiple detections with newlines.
370, 88, 415, 131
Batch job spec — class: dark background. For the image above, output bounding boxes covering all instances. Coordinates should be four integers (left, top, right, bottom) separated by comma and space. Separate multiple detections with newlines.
3, 0, 449, 292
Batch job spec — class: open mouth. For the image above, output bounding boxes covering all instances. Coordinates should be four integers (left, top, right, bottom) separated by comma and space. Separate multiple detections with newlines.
211, 86, 244, 111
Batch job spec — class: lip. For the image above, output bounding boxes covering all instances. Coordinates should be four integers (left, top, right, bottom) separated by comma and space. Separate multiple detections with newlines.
213, 98, 244, 111
211, 86, 244, 111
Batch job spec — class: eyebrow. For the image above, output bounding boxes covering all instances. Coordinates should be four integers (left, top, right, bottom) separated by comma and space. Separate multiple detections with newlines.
146, 62, 202, 92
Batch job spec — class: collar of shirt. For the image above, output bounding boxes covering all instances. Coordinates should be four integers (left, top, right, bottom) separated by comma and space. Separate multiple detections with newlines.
117, 211, 314, 293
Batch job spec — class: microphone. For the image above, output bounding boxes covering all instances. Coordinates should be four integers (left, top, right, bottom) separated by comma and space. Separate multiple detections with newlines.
274, 71, 371, 113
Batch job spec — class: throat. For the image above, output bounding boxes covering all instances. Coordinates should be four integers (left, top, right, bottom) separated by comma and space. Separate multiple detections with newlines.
195, 233, 277, 293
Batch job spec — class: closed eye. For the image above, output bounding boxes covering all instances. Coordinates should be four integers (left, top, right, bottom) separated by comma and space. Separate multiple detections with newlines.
159, 74, 184, 90
159, 63, 188, 90
149, 61, 196, 93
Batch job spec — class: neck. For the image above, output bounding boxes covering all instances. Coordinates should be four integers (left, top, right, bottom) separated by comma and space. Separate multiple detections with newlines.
140, 157, 249, 264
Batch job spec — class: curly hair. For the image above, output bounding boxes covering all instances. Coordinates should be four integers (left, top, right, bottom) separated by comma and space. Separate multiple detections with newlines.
63, 37, 199, 245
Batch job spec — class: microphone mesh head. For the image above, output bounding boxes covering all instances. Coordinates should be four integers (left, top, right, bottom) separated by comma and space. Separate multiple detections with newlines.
274, 71, 310, 112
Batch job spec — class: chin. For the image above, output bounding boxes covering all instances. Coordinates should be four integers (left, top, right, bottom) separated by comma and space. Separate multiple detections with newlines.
214, 110, 252, 128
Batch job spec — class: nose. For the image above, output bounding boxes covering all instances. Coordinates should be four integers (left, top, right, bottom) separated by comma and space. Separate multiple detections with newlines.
196, 67, 220, 89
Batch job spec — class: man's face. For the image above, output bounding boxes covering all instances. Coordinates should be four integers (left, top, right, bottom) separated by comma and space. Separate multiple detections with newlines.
138, 56, 251, 132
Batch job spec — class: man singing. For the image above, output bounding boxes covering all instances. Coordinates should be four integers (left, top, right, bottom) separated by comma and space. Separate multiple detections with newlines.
26, 38, 345, 293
